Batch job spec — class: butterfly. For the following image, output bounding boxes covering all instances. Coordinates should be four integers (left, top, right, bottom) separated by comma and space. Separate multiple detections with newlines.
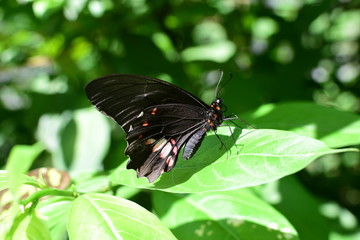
85, 74, 228, 182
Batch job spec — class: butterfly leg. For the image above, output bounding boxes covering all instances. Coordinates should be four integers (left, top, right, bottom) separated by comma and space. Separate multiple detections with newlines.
218, 124, 239, 156
224, 113, 257, 129
214, 131, 231, 159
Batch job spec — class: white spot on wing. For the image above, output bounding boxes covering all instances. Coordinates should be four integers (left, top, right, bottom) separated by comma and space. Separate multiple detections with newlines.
152, 139, 166, 152
166, 156, 174, 167
160, 142, 172, 159
137, 111, 144, 118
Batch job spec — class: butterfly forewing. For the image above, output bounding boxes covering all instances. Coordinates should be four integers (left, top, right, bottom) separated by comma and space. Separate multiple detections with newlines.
85, 74, 208, 132
85, 74, 224, 182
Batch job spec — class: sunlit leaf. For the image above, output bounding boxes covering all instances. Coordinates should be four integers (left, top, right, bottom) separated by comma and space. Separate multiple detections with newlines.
153, 189, 299, 240
68, 193, 176, 240
181, 41, 236, 62
70, 108, 111, 173
38, 197, 73, 240
0, 170, 8, 192
110, 128, 355, 193
7, 209, 51, 240
5, 143, 44, 196
243, 102, 360, 148
37, 108, 110, 174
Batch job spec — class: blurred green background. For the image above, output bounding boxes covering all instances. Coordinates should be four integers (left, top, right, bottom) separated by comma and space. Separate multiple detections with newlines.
1, 0, 359, 237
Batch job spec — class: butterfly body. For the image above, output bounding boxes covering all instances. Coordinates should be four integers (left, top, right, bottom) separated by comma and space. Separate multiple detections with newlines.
85, 74, 225, 182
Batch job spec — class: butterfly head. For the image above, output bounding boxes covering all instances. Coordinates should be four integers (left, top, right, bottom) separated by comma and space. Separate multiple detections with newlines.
207, 98, 225, 130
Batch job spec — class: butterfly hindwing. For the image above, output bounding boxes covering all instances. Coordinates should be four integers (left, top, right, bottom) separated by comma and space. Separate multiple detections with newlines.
124, 104, 207, 182
126, 130, 198, 182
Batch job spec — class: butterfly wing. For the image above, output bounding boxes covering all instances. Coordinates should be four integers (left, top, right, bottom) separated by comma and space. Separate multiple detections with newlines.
125, 104, 206, 182
85, 74, 209, 182
85, 74, 208, 132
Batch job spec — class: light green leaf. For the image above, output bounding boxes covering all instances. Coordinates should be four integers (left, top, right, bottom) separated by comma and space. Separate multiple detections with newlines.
70, 108, 111, 173
181, 41, 236, 62
0, 170, 8, 192
1, 172, 43, 191
6, 210, 51, 240
110, 128, 356, 193
38, 197, 73, 240
68, 193, 176, 240
0, 190, 20, 238
5, 143, 44, 196
37, 108, 111, 174
243, 102, 360, 148
74, 174, 110, 193
153, 189, 298, 240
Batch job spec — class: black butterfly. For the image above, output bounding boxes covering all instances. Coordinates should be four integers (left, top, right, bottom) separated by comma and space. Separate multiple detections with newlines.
85, 74, 227, 182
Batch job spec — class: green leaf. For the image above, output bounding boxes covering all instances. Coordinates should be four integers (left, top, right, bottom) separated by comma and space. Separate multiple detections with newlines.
74, 174, 110, 193
5, 143, 44, 196
38, 197, 73, 240
70, 108, 111, 173
243, 102, 360, 148
37, 108, 111, 174
7, 210, 51, 240
253, 176, 330, 240
0, 170, 8, 192
153, 189, 299, 240
22, 174, 45, 189
181, 41, 236, 62
110, 128, 356, 193
253, 176, 360, 240
0, 190, 20, 238
68, 193, 177, 240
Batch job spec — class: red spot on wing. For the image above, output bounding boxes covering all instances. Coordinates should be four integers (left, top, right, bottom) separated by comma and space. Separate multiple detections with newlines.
173, 145, 178, 155
151, 108, 158, 115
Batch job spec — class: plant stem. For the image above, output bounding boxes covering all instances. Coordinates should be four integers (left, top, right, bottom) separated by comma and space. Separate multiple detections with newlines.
20, 188, 79, 207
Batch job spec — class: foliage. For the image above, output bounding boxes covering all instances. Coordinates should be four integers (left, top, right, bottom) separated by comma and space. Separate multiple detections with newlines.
0, 0, 359, 239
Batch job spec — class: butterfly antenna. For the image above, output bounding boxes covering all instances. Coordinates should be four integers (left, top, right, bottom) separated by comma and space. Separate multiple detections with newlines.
216, 72, 232, 98
215, 70, 224, 98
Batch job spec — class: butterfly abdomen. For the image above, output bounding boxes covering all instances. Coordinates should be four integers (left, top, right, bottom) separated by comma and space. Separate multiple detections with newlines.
183, 129, 207, 160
